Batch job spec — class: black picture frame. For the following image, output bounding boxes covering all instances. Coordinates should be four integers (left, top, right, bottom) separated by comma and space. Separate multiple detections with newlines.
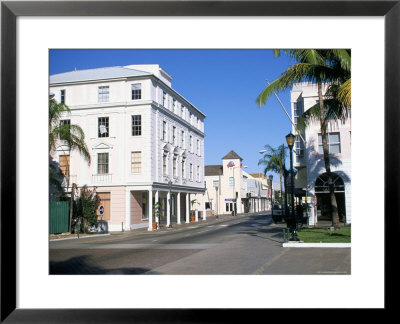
1, 0, 398, 322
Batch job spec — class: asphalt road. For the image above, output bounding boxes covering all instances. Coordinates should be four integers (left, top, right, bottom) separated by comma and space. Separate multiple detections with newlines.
49, 214, 351, 275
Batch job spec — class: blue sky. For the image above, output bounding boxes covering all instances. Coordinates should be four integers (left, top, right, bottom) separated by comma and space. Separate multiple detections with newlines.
50, 49, 295, 182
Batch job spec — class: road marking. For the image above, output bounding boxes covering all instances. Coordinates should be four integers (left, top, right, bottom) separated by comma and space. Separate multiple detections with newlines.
253, 249, 288, 274
89, 243, 218, 250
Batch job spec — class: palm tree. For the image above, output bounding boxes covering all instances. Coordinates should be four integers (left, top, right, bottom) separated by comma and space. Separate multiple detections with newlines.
49, 97, 91, 190
257, 49, 351, 228
258, 144, 288, 214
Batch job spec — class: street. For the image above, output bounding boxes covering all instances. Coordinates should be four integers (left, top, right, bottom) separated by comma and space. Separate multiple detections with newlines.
49, 213, 351, 275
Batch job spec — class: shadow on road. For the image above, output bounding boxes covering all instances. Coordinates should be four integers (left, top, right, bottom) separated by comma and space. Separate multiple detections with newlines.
50, 255, 154, 275
234, 221, 285, 244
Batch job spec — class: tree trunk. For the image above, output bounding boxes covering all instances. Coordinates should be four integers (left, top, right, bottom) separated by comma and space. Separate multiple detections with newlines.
318, 81, 340, 228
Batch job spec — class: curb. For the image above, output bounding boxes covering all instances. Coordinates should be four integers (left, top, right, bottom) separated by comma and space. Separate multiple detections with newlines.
282, 242, 351, 248
50, 233, 111, 241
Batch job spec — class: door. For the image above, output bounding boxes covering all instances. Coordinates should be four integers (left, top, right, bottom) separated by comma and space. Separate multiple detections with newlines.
97, 192, 111, 221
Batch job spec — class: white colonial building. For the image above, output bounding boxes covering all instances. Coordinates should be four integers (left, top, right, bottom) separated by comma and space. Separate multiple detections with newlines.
291, 82, 351, 225
200, 151, 270, 217
50, 64, 206, 231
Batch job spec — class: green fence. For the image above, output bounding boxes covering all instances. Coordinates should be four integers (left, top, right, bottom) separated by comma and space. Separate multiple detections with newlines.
49, 201, 69, 234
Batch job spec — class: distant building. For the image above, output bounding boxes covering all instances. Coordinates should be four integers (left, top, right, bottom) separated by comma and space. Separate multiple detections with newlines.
200, 151, 269, 217
50, 64, 206, 231
291, 83, 351, 225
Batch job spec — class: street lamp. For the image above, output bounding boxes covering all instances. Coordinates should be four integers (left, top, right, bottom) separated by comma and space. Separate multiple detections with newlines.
268, 175, 273, 212
168, 180, 173, 228
285, 132, 298, 241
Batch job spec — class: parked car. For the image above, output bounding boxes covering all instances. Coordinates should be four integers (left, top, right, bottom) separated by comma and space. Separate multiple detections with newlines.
272, 204, 283, 222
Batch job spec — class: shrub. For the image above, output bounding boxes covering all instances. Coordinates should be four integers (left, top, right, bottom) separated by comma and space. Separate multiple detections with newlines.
73, 186, 100, 233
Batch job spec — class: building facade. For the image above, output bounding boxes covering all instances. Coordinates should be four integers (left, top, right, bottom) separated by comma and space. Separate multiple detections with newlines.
291, 82, 351, 225
50, 64, 206, 231
201, 151, 269, 217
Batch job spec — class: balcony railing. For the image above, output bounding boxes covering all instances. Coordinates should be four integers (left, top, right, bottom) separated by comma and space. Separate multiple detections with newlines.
92, 173, 112, 184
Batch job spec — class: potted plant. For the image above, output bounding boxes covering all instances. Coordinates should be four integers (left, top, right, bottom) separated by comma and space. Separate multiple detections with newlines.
153, 201, 162, 230
190, 199, 197, 222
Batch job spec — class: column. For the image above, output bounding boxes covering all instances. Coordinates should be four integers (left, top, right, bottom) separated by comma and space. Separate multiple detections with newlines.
177, 192, 181, 224
167, 190, 171, 227
148, 190, 153, 231
125, 188, 131, 231
186, 193, 190, 223
195, 193, 199, 222
202, 193, 206, 220
155, 190, 159, 229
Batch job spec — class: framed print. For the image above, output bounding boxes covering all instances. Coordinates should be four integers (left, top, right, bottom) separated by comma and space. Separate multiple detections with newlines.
1, 0, 398, 322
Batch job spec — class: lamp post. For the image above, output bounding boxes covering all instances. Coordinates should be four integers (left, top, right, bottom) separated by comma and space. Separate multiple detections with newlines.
268, 175, 273, 212
285, 132, 298, 241
168, 180, 173, 228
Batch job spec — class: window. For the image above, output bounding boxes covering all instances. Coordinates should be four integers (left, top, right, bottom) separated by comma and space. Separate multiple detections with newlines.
132, 115, 142, 136
205, 202, 211, 210
181, 106, 185, 119
229, 177, 234, 188
173, 126, 177, 146
163, 91, 167, 107
318, 132, 341, 154
213, 180, 219, 188
295, 135, 304, 157
131, 84, 141, 100
181, 159, 186, 179
59, 155, 70, 176
197, 139, 200, 155
197, 165, 200, 181
98, 153, 109, 174
98, 86, 109, 102
163, 154, 168, 176
190, 163, 193, 181
293, 101, 303, 124
181, 130, 185, 148
162, 121, 167, 141
190, 136, 193, 153
173, 99, 177, 114
60, 89, 66, 104
131, 151, 141, 173
173, 156, 177, 177
98, 117, 109, 137
59, 119, 70, 139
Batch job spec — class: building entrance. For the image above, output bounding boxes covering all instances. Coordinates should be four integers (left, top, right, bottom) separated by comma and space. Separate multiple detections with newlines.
315, 172, 346, 222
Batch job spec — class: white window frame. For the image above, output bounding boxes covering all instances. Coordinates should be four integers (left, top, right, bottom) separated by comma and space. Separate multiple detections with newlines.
131, 83, 142, 100
173, 156, 178, 178
163, 153, 168, 176
181, 130, 185, 148
131, 151, 142, 173
173, 126, 177, 146
97, 152, 109, 174
162, 121, 167, 141
181, 158, 186, 179
229, 177, 234, 188
318, 132, 341, 154
132, 115, 142, 136
98, 86, 110, 102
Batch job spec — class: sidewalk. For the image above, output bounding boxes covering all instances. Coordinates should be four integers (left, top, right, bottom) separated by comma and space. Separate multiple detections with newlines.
49, 211, 269, 241
134, 211, 268, 234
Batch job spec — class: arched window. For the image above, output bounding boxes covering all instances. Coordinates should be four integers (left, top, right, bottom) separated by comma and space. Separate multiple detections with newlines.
315, 173, 345, 193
